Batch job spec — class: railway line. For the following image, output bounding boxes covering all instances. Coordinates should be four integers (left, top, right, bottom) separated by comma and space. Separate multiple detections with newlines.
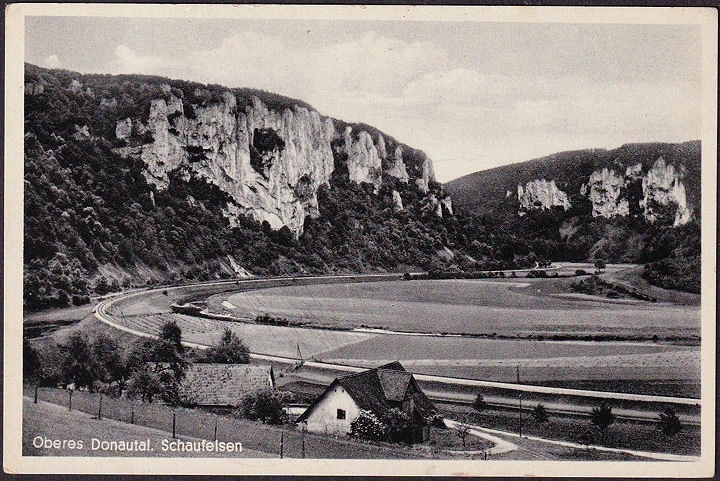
94, 275, 702, 426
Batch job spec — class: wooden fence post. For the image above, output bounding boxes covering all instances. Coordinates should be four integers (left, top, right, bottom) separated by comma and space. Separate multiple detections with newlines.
280, 431, 284, 458
301, 427, 306, 459
131, 407, 135, 424
214, 415, 218, 441
172, 411, 176, 439
68, 390, 73, 411
34, 386, 38, 404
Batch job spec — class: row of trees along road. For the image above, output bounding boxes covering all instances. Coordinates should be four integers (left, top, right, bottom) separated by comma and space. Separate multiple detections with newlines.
463, 394, 683, 448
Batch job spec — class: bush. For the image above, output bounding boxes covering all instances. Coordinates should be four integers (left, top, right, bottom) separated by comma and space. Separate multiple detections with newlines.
237, 388, 290, 425
575, 269, 588, 276
473, 393, 488, 413
203, 327, 250, 364
590, 402, 615, 433
532, 403, 549, 423
350, 410, 389, 441
657, 407, 683, 437
23, 338, 42, 382
72, 294, 91, 305
526, 270, 547, 278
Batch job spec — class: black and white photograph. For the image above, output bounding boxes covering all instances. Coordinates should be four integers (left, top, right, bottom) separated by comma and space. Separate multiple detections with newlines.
4, 3, 717, 476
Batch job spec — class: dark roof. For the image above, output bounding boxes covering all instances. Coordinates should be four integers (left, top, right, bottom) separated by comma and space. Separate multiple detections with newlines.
178, 363, 274, 406
297, 362, 435, 423
376, 361, 406, 371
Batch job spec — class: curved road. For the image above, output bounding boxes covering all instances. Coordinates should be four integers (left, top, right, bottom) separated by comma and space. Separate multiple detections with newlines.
94, 275, 702, 425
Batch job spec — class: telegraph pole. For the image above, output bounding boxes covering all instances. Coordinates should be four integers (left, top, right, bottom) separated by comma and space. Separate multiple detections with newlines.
518, 393, 523, 438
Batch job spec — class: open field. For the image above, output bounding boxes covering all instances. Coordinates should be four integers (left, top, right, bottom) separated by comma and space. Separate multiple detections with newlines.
113, 312, 374, 358
316, 336, 700, 385
210, 273, 700, 339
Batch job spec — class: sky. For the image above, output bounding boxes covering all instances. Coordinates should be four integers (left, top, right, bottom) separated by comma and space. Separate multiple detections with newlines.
25, 15, 703, 182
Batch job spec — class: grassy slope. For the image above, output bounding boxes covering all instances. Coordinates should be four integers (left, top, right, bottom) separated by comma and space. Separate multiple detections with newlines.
23, 397, 275, 458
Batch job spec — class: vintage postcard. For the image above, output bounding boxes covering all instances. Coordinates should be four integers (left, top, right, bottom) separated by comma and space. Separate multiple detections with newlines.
4, 3, 717, 477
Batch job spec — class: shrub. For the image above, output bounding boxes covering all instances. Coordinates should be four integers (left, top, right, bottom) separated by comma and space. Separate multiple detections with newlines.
657, 407, 683, 437
594, 259, 606, 274
428, 411, 446, 429
532, 403, 549, 423
590, 402, 615, 433
237, 388, 290, 425
23, 338, 42, 382
204, 327, 250, 364
350, 410, 389, 441
473, 393, 488, 413
526, 270, 547, 278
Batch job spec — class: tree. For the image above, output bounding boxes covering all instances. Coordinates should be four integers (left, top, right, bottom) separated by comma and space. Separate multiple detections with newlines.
657, 407, 683, 437
594, 259, 606, 274
204, 327, 250, 364
60, 332, 95, 389
455, 424, 471, 448
23, 338, 41, 382
590, 402, 615, 433
237, 388, 290, 425
125, 322, 189, 405
473, 393, 488, 413
91, 334, 129, 394
532, 403, 549, 423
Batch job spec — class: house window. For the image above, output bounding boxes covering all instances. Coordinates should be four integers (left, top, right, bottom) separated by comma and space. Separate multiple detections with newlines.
336, 409, 346, 420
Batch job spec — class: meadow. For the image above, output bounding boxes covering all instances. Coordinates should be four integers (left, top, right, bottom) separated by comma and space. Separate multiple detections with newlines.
209, 277, 700, 339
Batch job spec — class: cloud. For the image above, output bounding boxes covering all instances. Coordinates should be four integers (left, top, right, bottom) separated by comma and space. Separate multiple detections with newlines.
42, 54, 60, 69
110, 31, 447, 102
111, 45, 179, 75
310, 31, 446, 94
104, 33, 701, 183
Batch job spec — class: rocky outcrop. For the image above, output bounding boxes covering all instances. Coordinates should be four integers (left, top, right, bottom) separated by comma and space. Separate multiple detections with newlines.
415, 153, 435, 193
517, 179, 571, 213
641, 157, 692, 226
387, 145, 410, 183
586, 168, 629, 218
422, 193, 452, 218
392, 190, 404, 212
115, 118, 132, 140
580, 158, 692, 226
344, 128, 382, 190
441, 196, 453, 216
113, 86, 444, 236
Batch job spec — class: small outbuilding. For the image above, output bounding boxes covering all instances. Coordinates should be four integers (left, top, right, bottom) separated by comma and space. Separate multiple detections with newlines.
178, 363, 274, 408
296, 362, 436, 443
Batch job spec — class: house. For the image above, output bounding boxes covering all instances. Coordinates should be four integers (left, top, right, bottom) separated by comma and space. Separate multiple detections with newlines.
296, 362, 436, 443
177, 363, 274, 407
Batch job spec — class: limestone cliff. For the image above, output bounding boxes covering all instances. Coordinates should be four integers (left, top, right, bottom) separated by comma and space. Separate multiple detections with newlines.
507, 156, 693, 227
517, 179, 571, 213
114, 85, 439, 236
641, 157, 693, 226
585, 168, 629, 219
580, 157, 691, 225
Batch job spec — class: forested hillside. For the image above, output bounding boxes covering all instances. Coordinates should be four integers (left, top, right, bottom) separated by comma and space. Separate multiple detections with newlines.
24, 64, 542, 309
445, 142, 702, 293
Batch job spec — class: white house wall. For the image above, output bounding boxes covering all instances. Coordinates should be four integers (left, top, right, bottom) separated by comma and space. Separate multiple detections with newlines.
303, 385, 361, 436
